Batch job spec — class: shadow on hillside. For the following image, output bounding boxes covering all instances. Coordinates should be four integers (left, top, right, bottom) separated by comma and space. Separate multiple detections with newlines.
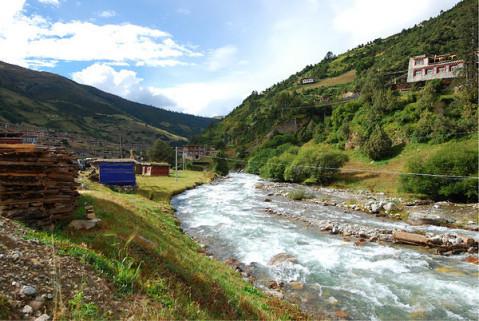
387, 143, 405, 160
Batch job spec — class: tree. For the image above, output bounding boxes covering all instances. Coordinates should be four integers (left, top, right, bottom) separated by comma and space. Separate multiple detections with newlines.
283, 147, 349, 184
213, 150, 229, 176
147, 139, 175, 165
363, 124, 392, 160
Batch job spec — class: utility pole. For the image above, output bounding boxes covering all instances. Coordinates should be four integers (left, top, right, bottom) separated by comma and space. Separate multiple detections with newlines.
175, 147, 178, 182
119, 134, 123, 159
182, 148, 185, 170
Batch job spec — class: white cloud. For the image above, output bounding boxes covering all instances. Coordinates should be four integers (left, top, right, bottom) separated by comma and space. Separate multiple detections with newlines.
205, 45, 238, 72
38, 0, 60, 6
98, 10, 116, 18
72, 63, 176, 108
177, 8, 191, 16
25, 59, 58, 68
0, 2, 200, 68
152, 81, 246, 116
332, 0, 460, 47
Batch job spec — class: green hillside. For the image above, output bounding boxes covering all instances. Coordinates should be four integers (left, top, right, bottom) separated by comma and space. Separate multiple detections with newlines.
0, 61, 217, 146
193, 0, 478, 199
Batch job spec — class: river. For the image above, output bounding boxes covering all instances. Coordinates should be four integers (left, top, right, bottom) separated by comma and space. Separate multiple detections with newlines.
171, 173, 479, 320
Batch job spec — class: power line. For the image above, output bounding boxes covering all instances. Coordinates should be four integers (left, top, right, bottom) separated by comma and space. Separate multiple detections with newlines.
208, 155, 479, 180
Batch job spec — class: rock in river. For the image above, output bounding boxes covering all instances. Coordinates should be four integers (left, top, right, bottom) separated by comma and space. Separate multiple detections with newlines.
268, 253, 299, 266
407, 212, 447, 226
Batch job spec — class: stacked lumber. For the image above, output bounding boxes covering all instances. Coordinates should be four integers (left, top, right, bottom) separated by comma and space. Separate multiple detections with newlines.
0, 144, 79, 228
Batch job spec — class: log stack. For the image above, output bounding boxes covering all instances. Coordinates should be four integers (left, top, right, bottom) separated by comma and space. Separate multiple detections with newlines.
0, 144, 79, 228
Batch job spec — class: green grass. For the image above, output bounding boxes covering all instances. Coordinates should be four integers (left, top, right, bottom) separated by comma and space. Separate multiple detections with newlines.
312, 137, 478, 196
28, 171, 308, 320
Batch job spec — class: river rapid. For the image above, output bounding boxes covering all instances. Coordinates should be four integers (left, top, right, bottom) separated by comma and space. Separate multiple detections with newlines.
171, 173, 479, 320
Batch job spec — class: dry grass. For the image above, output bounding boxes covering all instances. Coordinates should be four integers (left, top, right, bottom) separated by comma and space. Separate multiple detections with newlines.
296, 70, 356, 93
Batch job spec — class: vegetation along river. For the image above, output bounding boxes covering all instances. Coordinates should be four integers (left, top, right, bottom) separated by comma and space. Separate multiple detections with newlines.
171, 173, 479, 320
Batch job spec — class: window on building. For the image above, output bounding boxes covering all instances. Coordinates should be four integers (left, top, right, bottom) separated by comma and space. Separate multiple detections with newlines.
437, 67, 446, 73
451, 65, 457, 71
414, 70, 422, 76
415, 59, 424, 65
426, 69, 433, 74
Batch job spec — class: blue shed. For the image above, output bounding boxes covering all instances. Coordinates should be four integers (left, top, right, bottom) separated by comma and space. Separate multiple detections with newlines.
98, 159, 136, 186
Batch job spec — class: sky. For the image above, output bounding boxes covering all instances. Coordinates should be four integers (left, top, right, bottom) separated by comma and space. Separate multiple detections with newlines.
0, 0, 461, 117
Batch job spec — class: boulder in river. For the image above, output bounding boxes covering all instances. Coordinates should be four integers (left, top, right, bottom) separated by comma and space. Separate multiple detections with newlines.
267, 253, 299, 266
407, 212, 447, 226
289, 281, 304, 291
383, 202, 398, 211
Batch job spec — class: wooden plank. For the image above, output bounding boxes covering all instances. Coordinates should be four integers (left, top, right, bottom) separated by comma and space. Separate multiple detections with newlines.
393, 230, 430, 245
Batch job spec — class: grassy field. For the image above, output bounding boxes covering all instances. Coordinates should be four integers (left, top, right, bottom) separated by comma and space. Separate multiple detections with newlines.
36, 170, 309, 320
296, 70, 356, 93
331, 137, 478, 197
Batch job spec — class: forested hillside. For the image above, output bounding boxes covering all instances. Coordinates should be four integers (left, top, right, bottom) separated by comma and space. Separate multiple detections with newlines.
194, 0, 478, 201
0, 61, 217, 144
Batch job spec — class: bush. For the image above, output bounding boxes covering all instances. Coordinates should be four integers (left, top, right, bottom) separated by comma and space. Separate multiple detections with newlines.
213, 150, 229, 176
283, 147, 349, 185
259, 147, 298, 181
400, 145, 478, 202
363, 124, 392, 160
246, 143, 294, 174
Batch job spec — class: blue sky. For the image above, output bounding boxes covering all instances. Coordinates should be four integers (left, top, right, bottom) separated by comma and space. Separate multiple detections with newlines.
0, 0, 461, 117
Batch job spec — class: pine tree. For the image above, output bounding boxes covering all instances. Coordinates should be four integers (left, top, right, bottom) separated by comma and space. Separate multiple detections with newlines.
213, 150, 229, 176
363, 125, 392, 160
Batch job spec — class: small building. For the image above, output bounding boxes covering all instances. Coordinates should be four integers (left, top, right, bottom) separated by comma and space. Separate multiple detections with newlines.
142, 163, 170, 176
301, 78, 317, 85
0, 132, 23, 144
180, 145, 216, 160
96, 159, 136, 186
407, 54, 464, 83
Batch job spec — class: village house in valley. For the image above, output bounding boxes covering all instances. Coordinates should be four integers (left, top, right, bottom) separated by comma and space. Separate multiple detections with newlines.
180, 145, 216, 160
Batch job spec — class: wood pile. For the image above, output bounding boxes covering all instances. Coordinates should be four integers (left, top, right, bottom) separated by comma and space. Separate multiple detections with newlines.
0, 144, 79, 228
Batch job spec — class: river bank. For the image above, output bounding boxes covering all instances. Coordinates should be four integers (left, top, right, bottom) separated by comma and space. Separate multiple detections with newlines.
172, 173, 479, 320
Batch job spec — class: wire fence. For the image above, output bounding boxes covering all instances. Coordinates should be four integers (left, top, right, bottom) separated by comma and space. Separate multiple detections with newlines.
207, 155, 479, 181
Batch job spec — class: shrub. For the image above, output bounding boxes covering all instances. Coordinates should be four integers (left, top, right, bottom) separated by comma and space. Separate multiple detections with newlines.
246, 143, 294, 174
259, 147, 298, 181
400, 145, 478, 202
283, 147, 349, 185
289, 188, 315, 200
213, 150, 229, 176
363, 124, 392, 160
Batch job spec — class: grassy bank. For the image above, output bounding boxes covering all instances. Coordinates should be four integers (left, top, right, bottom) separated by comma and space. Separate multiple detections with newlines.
329, 137, 478, 197
29, 171, 308, 320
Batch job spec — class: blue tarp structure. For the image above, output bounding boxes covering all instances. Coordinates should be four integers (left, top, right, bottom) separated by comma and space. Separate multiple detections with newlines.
99, 161, 136, 186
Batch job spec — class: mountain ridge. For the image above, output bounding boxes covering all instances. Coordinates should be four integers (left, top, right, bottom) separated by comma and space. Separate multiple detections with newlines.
0, 61, 217, 148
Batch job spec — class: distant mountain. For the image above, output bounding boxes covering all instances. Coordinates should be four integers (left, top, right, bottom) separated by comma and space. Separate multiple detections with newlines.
0, 61, 217, 146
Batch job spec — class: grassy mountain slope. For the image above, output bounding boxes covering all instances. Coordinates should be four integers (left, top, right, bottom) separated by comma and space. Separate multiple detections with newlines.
0, 61, 216, 145
194, 0, 478, 197
196, 0, 476, 151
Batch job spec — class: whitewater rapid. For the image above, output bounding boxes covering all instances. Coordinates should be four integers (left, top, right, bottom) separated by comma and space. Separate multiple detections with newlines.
171, 173, 479, 320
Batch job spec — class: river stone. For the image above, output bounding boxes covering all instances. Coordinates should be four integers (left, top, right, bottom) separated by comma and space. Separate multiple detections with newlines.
68, 218, 101, 230
407, 212, 446, 226
290, 281, 304, 291
35, 314, 50, 321
29, 300, 44, 311
383, 202, 398, 211
370, 203, 383, 213
22, 305, 33, 314
21, 285, 37, 297
267, 253, 299, 266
